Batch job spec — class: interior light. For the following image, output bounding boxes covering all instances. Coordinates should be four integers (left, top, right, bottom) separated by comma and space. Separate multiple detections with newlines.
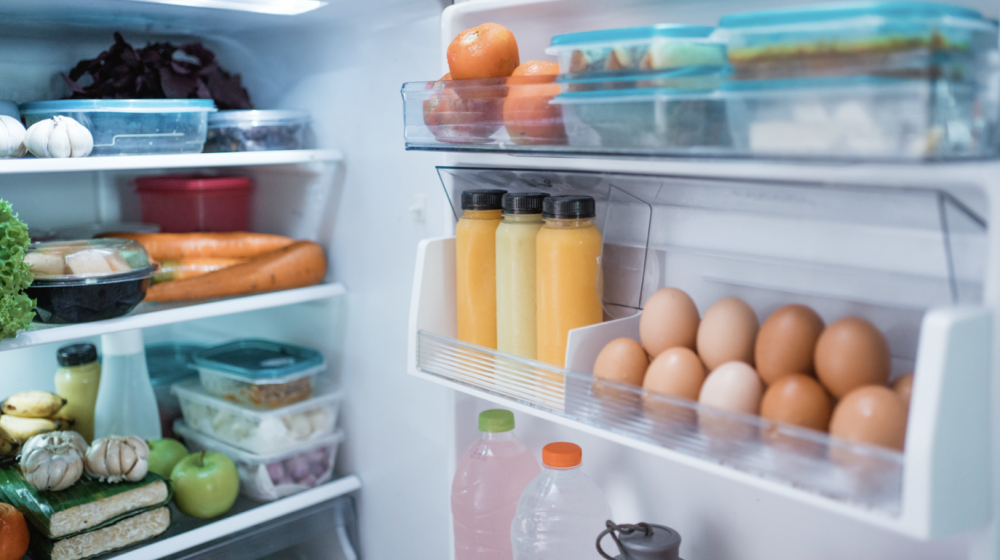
127, 0, 327, 16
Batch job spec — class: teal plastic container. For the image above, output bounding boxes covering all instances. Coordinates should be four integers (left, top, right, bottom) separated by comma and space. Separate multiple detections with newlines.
719, 2, 998, 81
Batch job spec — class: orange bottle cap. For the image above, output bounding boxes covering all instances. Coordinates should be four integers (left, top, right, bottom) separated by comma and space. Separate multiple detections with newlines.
543, 442, 582, 468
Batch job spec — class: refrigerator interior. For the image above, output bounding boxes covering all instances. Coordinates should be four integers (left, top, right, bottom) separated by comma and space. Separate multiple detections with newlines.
0, 0, 997, 559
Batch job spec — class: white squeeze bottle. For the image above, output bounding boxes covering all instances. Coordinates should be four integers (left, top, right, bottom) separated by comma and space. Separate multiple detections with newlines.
511, 442, 612, 560
453, 409, 541, 560
94, 329, 162, 440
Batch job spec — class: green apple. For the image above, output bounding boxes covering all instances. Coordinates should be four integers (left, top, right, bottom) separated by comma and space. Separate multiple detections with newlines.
147, 439, 189, 479
170, 451, 240, 519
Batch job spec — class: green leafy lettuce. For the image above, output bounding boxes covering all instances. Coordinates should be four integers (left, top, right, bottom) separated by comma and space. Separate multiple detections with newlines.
0, 199, 34, 338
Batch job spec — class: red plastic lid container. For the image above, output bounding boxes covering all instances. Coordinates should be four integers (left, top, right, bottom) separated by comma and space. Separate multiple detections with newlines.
137, 175, 251, 233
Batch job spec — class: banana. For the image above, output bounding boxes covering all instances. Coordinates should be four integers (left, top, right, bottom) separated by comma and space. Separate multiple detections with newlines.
0, 426, 19, 457
2, 391, 66, 418
0, 415, 61, 444
49, 412, 76, 428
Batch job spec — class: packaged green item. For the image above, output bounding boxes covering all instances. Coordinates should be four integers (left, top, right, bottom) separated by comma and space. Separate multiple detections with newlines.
0, 466, 171, 539
27, 507, 171, 560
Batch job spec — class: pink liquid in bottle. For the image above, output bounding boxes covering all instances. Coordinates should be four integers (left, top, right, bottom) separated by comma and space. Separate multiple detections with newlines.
452, 409, 541, 560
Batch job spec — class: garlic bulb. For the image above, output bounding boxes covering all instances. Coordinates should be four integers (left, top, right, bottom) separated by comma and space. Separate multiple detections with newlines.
19, 431, 86, 491
0, 115, 26, 158
24, 116, 93, 158
85, 436, 149, 483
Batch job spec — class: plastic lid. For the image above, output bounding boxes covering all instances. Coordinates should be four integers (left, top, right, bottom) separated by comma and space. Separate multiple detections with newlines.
192, 339, 325, 384
719, 2, 986, 29
57, 343, 98, 367
136, 175, 252, 192
602, 523, 682, 560
478, 409, 515, 432
19, 99, 217, 113
543, 442, 582, 468
543, 196, 596, 219
550, 24, 716, 48
502, 192, 549, 215
461, 189, 506, 210
173, 419, 344, 463
27, 239, 156, 286
146, 343, 205, 386
208, 110, 311, 125
171, 379, 343, 420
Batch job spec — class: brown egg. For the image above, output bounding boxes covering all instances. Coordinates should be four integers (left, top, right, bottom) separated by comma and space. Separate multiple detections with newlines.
760, 374, 833, 432
640, 287, 700, 357
829, 385, 908, 451
696, 297, 759, 370
892, 373, 914, 409
593, 338, 649, 387
814, 317, 890, 399
698, 361, 764, 415
755, 304, 824, 385
643, 347, 706, 401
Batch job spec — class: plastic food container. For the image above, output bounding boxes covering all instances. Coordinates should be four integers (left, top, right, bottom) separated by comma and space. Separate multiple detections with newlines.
175, 420, 343, 502
723, 76, 990, 159
547, 25, 726, 77
719, 2, 999, 81
19, 99, 216, 156
193, 340, 325, 408
137, 175, 251, 233
0, 100, 18, 120
147, 343, 204, 440
204, 110, 312, 152
172, 380, 342, 454
24, 239, 157, 324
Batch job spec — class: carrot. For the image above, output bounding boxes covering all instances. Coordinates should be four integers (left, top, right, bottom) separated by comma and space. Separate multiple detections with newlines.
144, 241, 326, 302
99, 232, 294, 260
153, 257, 248, 284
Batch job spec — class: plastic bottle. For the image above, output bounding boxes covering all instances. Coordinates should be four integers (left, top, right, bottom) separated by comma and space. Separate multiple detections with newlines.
536, 196, 603, 367
94, 329, 162, 440
456, 189, 506, 349
496, 192, 549, 360
453, 409, 541, 560
54, 343, 101, 443
511, 442, 612, 560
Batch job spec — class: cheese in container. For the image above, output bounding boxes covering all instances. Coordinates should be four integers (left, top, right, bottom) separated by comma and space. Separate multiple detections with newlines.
192, 339, 325, 409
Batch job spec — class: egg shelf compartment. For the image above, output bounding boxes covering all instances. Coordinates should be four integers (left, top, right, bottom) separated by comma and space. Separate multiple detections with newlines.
402, 73, 999, 162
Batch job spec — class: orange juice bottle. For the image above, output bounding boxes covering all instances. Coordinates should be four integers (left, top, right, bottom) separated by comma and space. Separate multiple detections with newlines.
536, 196, 603, 367
456, 189, 506, 348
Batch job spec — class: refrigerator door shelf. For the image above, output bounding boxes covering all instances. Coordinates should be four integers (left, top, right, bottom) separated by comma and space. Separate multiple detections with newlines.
408, 236, 991, 538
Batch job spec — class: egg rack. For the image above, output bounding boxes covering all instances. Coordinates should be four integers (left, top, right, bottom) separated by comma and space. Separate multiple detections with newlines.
410, 167, 993, 538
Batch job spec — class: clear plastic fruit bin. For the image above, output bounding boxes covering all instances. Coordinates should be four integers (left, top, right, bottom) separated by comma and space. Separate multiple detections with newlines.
172, 380, 342, 454
175, 420, 343, 502
723, 77, 995, 159
19, 99, 216, 156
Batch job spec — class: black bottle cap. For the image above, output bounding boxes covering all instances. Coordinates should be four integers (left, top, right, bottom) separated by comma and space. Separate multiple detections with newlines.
461, 189, 507, 210
502, 192, 549, 215
57, 343, 98, 367
543, 195, 596, 219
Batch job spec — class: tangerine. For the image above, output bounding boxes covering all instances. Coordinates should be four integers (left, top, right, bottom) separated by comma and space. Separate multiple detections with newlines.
503, 60, 566, 145
0, 503, 28, 560
447, 23, 519, 80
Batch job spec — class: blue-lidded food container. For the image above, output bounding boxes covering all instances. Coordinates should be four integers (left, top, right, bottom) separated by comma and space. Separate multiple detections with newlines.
553, 67, 732, 151
147, 343, 204, 439
19, 99, 217, 156
719, 2, 999, 81
547, 25, 727, 76
193, 340, 326, 409
721, 75, 989, 159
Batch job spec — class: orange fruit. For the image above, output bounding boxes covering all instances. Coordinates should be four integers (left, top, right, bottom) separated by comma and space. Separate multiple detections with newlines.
0, 503, 29, 560
423, 73, 502, 143
503, 60, 566, 145
447, 23, 519, 80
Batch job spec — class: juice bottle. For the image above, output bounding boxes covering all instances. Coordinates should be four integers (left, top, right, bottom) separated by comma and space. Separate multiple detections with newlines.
456, 189, 506, 349
452, 409, 540, 560
53, 343, 101, 443
536, 196, 603, 367
496, 192, 549, 359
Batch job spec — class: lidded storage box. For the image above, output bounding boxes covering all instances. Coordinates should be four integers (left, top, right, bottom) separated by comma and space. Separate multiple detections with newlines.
136, 175, 251, 233
204, 110, 312, 152
192, 339, 325, 409
147, 343, 204, 439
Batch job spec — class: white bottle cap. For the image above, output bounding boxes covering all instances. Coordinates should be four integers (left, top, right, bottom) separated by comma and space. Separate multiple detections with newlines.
101, 329, 144, 356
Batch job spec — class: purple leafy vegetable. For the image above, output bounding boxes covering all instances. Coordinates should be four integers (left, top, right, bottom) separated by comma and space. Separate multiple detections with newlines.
62, 32, 252, 110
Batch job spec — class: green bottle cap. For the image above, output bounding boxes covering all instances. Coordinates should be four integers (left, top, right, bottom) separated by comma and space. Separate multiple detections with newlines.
479, 409, 515, 433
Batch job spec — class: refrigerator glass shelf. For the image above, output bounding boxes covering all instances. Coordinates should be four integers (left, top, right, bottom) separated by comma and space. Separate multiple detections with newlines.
0, 149, 342, 175
415, 329, 904, 514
